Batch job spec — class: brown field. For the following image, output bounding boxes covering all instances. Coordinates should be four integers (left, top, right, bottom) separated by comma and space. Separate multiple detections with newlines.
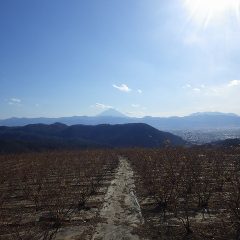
1, 147, 240, 239
124, 147, 240, 239
0, 150, 118, 240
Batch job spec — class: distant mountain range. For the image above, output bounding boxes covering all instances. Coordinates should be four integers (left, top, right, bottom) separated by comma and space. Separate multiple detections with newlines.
207, 138, 240, 148
1, 110, 240, 130
0, 123, 186, 153
189, 112, 239, 117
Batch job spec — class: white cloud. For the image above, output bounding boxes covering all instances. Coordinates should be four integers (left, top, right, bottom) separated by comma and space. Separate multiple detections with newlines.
137, 89, 142, 94
204, 80, 240, 96
185, 80, 240, 97
180, 80, 240, 114
11, 98, 21, 103
131, 104, 140, 108
8, 98, 21, 105
113, 84, 131, 92
193, 88, 201, 92
94, 103, 113, 110
182, 84, 192, 89
183, 84, 202, 92
228, 80, 240, 87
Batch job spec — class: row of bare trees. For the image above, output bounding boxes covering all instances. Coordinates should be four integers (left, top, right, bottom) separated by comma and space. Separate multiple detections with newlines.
0, 150, 118, 240
124, 147, 240, 239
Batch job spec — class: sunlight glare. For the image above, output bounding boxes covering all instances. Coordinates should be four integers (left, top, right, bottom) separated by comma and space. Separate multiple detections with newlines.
184, 0, 240, 28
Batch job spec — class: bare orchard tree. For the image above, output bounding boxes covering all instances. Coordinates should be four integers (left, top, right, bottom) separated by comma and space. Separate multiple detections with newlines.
225, 159, 240, 240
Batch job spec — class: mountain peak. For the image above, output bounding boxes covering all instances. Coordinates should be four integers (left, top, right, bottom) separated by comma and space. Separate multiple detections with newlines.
97, 109, 127, 118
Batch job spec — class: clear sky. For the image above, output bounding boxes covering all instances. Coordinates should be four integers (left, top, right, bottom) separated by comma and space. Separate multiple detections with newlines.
0, 0, 240, 119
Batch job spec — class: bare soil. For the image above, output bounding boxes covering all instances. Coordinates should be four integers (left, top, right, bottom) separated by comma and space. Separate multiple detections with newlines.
91, 157, 145, 240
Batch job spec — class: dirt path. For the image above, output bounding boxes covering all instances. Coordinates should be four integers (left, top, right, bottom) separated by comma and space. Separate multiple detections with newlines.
92, 157, 144, 240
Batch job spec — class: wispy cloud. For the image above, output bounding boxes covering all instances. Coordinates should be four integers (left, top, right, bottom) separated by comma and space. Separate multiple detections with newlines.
113, 84, 131, 92
182, 84, 192, 89
182, 84, 203, 92
94, 103, 113, 110
208, 80, 240, 95
131, 104, 140, 108
183, 80, 240, 97
184, 80, 240, 114
193, 88, 201, 92
137, 89, 142, 94
228, 80, 240, 87
8, 98, 22, 105
11, 98, 21, 103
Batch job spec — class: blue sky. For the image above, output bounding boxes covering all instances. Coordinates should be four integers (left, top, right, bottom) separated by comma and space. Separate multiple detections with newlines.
0, 0, 240, 118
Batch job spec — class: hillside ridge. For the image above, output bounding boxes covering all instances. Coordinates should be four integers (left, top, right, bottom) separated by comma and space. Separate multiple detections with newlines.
0, 123, 186, 153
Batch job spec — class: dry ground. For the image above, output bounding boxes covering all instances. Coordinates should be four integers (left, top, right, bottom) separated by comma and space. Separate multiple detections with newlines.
91, 157, 145, 240
55, 157, 145, 240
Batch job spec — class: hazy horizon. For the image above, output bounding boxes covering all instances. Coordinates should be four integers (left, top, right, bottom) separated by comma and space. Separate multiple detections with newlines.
1, 0, 240, 118
0, 108, 239, 120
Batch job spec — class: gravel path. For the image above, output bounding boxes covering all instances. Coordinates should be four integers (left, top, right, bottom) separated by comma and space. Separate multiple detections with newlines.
92, 157, 144, 240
